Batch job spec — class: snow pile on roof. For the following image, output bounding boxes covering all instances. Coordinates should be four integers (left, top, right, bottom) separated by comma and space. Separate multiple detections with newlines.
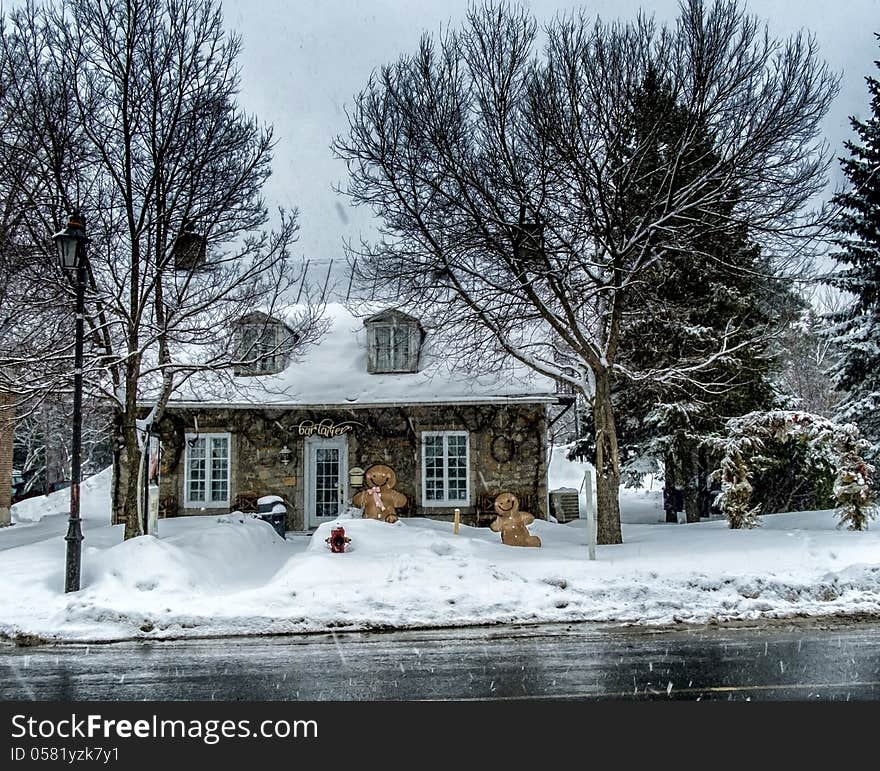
2, 498, 879, 642
171, 303, 557, 407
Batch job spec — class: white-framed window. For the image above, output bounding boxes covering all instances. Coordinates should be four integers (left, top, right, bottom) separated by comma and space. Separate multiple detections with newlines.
369, 323, 415, 373
235, 319, 287, 375
421, 431, 470, 506
184, 433, 231, 507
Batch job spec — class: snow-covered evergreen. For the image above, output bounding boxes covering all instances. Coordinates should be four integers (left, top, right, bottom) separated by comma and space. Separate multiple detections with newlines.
601, 71, 795, 501
708, 410, 876, 530
828, 34, 880, 460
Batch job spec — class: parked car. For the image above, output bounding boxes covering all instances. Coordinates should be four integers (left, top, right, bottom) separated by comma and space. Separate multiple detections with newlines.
10, 470, 22, 500
10, 469, 44, 505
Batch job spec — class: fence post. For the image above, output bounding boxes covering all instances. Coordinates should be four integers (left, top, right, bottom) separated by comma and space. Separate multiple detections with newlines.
581, 466, 597, 561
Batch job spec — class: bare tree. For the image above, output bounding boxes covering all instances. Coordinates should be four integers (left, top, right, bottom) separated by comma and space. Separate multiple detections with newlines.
777, 286, 844, 418
335, 0, 837, 543
0, 0, 322, 538
12, 394, 112, 495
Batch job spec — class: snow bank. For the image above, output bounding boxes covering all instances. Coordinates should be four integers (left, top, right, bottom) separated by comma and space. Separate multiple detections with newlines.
0, 512, 295, 641
83, 513, 287, 596
2, 501, 879, 643
11, 467, 112, 525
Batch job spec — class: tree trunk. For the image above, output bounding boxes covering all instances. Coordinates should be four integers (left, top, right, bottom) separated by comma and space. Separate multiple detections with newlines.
42, 400, 62, 493
0, 390, 14, 527
110, 410, 143, 539
593, 367, 622, 544
664, 453, 679, 523
111, 412, 127, 526
696, 445, 711, 519
121, 419, 143, 540
682, 440, 700, 523
684, 483, 700, 523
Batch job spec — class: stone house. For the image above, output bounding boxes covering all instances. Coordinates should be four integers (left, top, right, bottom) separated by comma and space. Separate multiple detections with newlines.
151, 304, 559, 531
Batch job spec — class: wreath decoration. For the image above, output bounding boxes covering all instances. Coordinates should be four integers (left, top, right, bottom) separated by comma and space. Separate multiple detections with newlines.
490, 434, 518, 464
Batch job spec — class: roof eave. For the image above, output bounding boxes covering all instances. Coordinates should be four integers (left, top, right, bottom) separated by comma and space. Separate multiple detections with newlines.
153, 394, 561, 410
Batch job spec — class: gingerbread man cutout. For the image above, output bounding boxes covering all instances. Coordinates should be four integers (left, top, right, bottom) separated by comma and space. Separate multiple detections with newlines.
352, 464, 407, 524
490, 492, 541, 547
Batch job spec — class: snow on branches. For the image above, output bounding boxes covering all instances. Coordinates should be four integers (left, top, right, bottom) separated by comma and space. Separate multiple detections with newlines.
707, 410, 876, 530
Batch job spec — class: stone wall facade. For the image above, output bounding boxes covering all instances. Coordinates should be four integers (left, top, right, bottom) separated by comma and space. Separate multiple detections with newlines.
154, 402, 549, 530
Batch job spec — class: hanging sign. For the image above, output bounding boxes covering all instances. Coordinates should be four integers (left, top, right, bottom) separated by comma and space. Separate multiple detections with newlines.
296, 419, 361, 437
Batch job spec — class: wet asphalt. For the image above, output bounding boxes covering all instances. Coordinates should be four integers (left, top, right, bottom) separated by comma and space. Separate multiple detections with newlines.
2, 617, 879, 701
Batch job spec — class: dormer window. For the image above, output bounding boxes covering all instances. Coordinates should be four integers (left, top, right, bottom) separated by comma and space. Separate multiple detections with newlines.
234, 312, 292, 376
374, 324, 409, 370
365, 309, 422, 374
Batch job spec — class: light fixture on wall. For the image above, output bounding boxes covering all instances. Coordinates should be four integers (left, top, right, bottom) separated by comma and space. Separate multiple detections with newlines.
349, 466, 365, 487
279, 445, 293, 466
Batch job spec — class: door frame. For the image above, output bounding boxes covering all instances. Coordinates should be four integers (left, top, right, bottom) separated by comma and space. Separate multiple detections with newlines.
303, 436, 349, 529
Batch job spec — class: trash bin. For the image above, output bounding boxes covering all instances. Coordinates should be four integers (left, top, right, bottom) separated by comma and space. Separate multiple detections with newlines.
256, 495, 287, 539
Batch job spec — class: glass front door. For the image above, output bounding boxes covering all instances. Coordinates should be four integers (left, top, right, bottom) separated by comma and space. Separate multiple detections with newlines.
306, 438, 348, 528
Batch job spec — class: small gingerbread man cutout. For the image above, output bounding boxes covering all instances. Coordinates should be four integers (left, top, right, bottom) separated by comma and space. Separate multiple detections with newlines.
490, 492, 541, 547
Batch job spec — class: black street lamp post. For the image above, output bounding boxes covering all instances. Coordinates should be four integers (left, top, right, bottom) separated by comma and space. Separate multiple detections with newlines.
53, 211, 88, 593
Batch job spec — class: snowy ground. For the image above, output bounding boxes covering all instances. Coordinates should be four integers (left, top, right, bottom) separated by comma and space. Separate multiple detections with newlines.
2, 467, 879, 642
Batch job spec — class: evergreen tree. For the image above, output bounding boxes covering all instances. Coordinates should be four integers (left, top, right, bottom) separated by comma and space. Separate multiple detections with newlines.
574, 70, 795, 520
828, 34, 880, 460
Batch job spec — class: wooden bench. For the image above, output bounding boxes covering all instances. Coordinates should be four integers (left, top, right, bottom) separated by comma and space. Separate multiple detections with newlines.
232, 492, 260, 513
475, 491, 538, 527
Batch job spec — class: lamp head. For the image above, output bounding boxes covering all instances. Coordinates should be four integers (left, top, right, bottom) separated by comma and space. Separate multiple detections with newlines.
53, 211, 86, 271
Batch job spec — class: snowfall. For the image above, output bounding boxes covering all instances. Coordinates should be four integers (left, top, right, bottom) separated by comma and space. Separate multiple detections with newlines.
1, 456, 879, 644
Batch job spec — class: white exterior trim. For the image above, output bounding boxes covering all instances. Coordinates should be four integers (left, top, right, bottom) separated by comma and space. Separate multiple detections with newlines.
421, 430, 470, 507
183, 432, 232, 509
303, 436, 349, 528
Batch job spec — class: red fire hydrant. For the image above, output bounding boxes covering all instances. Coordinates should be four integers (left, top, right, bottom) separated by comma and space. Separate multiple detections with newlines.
326, 526, 351, 553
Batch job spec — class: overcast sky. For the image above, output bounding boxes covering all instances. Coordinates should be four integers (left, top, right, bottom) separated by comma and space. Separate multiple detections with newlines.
214, 1, 879, 264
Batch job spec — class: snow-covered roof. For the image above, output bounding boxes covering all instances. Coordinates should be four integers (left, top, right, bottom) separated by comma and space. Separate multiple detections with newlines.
363, 307, 421, 326
168, 303, 558, 408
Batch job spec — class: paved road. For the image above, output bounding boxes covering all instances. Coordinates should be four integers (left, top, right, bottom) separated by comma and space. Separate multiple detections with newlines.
2, 618, 879, 701
0, 514, 107, 552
